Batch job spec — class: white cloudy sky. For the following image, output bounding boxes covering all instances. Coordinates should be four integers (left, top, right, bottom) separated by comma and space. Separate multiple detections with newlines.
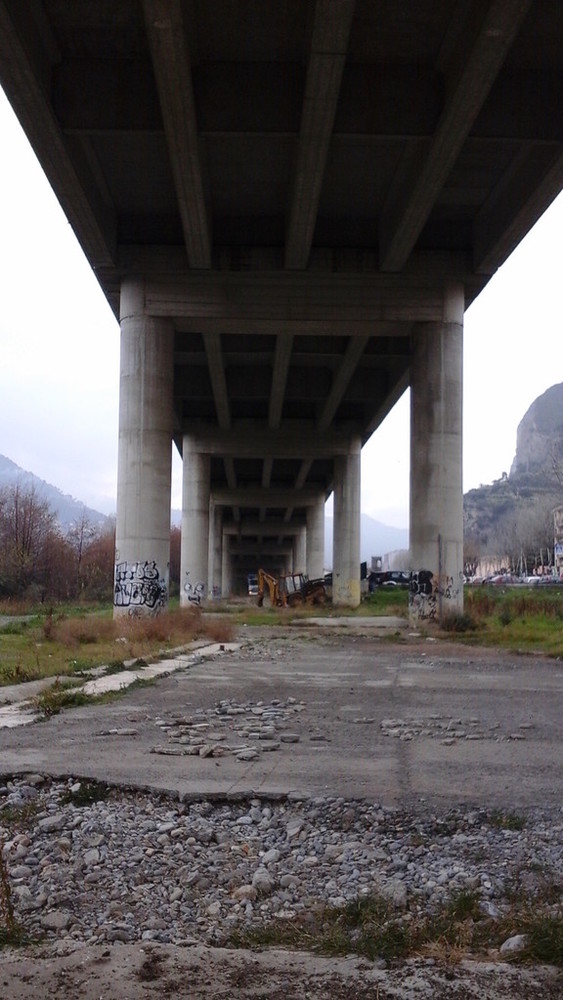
0, 87, 561, 529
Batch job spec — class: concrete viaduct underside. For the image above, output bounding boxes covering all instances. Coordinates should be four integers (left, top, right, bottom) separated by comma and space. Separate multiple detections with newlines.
1, 1, 562, 615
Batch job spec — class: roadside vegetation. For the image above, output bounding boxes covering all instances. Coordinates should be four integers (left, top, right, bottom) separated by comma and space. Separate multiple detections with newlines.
0, 604, 234, 688
2, 581, 563, 689
230, 884, 562, 967
450, 586, 563, 656
364, 584, 563, 657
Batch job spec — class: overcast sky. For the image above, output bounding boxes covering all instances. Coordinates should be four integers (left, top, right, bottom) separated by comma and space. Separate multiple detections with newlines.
0, 86, 561, 529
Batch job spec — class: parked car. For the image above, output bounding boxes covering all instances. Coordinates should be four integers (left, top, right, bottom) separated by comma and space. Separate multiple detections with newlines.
369, 570, 410, 591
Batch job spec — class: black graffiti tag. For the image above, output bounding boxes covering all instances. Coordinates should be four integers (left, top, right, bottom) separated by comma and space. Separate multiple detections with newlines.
114, 560, 167, 611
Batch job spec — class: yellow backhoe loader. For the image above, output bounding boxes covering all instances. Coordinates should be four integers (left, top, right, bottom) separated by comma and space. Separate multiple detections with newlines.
256, 568, 327, 608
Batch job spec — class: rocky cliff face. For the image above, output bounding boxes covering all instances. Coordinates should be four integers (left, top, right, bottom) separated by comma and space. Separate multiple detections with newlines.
510, 382, 563, 479
464, 383, 563, 556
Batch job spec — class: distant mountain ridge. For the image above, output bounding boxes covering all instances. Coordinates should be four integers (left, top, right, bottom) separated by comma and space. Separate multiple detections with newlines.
2, 454, 408, 562
0, 454, 109, 532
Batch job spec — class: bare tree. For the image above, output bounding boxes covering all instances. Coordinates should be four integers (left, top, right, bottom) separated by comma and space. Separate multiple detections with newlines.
0, 483, 59, 596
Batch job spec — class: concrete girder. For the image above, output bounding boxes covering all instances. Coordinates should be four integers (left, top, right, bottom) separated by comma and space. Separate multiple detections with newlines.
269, 333, 294, 428
317, 335, 370, 431
474, 145, 563, 274
203, 332, 231, 429
141, 260, 473, 330
53, 58, 563, 147
212, 488, 322, 508
228, 544, 293, 557
142, 0, 212, 268
379, 0, 533, 272
222, 519, 306, 537
285, 0, 355, 269
182, 422, 360, 458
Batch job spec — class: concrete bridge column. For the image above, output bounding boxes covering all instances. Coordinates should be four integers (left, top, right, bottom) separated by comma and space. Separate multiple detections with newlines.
332, 438, 361, 607
114, 278, 174, 617
293, 527, 307, 573
208, 502, 223, 599
180, 439, 210, 605
409, 283, 464, 624
307, 497, 325, 580
221, 534, 232, 598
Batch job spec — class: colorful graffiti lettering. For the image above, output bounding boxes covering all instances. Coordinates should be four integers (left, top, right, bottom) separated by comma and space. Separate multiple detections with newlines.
114, 560, 167, 613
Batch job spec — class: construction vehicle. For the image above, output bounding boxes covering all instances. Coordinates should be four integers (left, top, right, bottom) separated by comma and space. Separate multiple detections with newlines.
256, 568, 327, 608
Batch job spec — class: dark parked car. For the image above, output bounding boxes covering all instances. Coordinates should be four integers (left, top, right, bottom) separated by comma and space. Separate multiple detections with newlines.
368, 570, 410, 591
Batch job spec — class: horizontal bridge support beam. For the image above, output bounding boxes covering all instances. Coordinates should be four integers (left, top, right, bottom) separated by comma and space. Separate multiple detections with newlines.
212, 488, 323, 508
223, 518, 306, 537
183, 422, 359, 458
145, 271, 459, 326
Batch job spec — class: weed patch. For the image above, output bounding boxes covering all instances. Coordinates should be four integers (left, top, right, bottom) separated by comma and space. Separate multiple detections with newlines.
60, 780, 111, 807
230, 885, 563, 967
33, 679, 95, 718
0, 850, 23, 948
440, 612, 478, 633
488, 811, 526, 832
0, 801, 39, 832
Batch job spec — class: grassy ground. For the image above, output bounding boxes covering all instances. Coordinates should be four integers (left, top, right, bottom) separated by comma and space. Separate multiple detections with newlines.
1, 584, 562, 690
0, 603, 235, 688
451, 586, 563, 656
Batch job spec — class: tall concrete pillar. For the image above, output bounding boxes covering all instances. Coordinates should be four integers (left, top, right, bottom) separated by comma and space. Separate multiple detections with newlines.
293, 527, 307, 573
208, 502, 223, 599
114, 278, 174, 617
180, 439, 210, 605
409, 283, 464, 623
307, 497, 325, 580
332, 438, 361, 607
221, 534, 232, 598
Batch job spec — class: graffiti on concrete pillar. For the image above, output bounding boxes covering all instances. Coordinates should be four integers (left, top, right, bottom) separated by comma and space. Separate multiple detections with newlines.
184, 572, 205, 606
114, 560, 167, 613
409, 569, 461, 622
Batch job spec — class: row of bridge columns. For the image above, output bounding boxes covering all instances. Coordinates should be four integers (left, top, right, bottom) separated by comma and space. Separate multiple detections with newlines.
114, 278, 464, 621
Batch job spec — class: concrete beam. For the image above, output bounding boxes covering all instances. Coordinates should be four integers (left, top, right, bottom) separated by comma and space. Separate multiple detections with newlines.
212, 488, 322, 508
317, 335, 370, 431
142, 0, 211, 268
269, 334, 294, 428
54, 58, 563, 145
142, 261, 471, 330
379, 0, 532, 272
222, 519, 306, 537
474, 145, 563, 274
203, 333, 231, 429
183, 422, 360, 458
285, 0, 355, 269
228, 544, 293, 557
362, 369, 411, 441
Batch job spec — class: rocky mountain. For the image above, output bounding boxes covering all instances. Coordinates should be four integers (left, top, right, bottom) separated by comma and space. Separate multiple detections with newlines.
510, 382, 563, 479
464, 383, 563, 555
0, 454, 109, 533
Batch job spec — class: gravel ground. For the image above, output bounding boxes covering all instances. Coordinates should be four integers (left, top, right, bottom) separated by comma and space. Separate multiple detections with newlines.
0, 624, 562, 997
